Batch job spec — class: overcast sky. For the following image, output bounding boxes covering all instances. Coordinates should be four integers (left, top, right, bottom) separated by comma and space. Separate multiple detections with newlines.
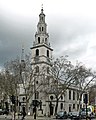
0, 0, 96, 70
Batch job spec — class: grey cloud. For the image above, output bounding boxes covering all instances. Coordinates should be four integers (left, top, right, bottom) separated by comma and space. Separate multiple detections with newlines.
48, 16, 96, 59
1, 10, 96, 69
0, 13, 35, 67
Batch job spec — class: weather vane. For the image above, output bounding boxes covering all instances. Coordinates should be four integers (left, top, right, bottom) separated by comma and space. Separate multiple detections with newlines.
41, 4, 43, 9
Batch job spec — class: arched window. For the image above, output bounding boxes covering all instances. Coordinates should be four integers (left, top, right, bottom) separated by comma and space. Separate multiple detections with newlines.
38, 37, 40, 43
36, 49, 39, 56
35, 66, 39, 73
47, 50, 49, 57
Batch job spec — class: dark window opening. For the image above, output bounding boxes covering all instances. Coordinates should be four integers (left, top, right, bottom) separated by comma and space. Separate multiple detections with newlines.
73, 91, 75, 100
77, 104, 79, 110
73, 104, 75, 109
42, 27, 43, 31
36, 81, 38, 84
39, 27, 41, 32
45, 38, 47, 43
61, 103, 63, 110
36, 49, 39, 56
69, 90, 71, 100
50, 95, 53, 100
47, 50, 49, 57
61, 95, 63, 100
38, 37, 40, 43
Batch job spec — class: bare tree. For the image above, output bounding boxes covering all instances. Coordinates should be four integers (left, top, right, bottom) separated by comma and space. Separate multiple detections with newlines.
41, 56, 96, 114
74, 62, 96, 108
3, 54, 44, 113
40, 56, 75, 114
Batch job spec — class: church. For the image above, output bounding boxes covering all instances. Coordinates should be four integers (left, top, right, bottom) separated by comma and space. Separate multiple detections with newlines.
29, 7, 84, 116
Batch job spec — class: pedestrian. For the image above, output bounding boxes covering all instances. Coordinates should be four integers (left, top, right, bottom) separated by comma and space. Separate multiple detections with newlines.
22, 106, 26, 120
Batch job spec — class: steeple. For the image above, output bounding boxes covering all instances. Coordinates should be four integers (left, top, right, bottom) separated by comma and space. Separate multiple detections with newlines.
41, 4, 43, 13
21, 45, 25, 62
31, 7, 53, 66
32, 6, 51, 48
21, 45, 25, 70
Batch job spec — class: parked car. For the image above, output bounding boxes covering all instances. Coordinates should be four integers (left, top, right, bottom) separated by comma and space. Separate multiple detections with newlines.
79, 110, 95, 119
68, 111, 80, 119
2, 109, 9, 115
56, 111, 68, 119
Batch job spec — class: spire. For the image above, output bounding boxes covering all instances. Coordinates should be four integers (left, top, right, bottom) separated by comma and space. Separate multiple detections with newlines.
21, 44, 25, 62
21, 44, 25, 70
41, 4, 43, 13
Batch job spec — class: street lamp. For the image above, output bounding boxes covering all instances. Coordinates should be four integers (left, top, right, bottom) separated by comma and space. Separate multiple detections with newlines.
10, 95, 16, 120
83, 93, 88, 120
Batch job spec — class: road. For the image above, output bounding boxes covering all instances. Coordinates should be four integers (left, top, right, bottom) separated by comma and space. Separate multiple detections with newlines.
0, 115, 96, 120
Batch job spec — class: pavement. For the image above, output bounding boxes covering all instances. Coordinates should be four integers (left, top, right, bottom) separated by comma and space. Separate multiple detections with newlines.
25, 115, 54, 120
0, 114, 55, 120
0, 115, 96, 120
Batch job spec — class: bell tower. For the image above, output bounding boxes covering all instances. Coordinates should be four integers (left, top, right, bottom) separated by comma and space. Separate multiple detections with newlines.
30, 7, 53, 116
31, 7, 53, 67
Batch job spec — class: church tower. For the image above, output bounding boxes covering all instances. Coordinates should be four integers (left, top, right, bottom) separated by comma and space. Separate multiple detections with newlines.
31, 7, 53, 69
30, 7, 53, 115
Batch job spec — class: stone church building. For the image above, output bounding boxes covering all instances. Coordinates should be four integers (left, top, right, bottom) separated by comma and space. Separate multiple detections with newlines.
29, 7, 84, 116
17, 7, 85, 117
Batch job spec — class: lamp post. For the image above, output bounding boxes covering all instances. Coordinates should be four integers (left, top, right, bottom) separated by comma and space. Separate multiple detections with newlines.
84, 93, 88, 120
10, 95, 16, 120
34, 93, 37, 119
33, 76, 37, 119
